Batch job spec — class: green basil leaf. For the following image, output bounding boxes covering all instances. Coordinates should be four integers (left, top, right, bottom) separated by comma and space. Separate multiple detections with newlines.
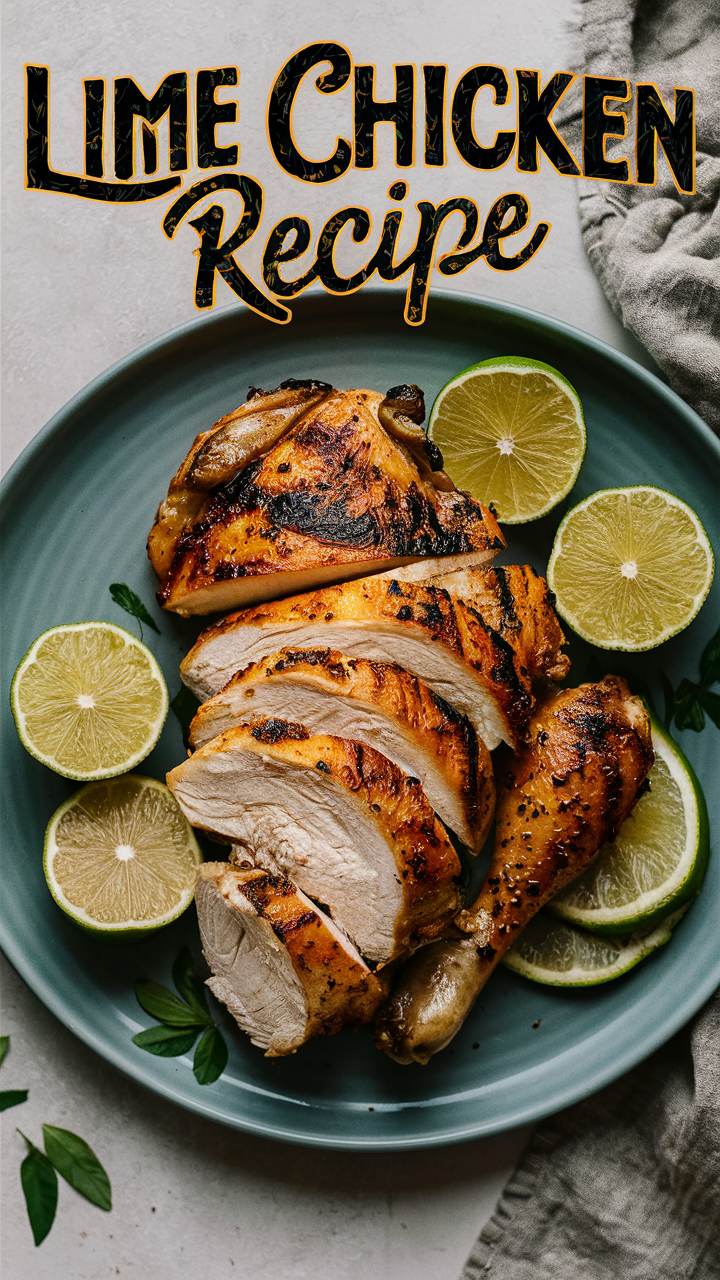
0, 1089, 28, 1111
193, 1026, 228, 1086
699, 629, 720, 688
42, 1125, 112, 1211
19, 1133, 58, 1246
170, 685, 200, 749
172, 948, 210, 1018
109, 583, 161, 635
673, 680, 705, 732
135, 980, 208, 1028
0, 1035, 9, 1066
132, 1025, 199, 1056
659, 672, 676, 731
697, 688, 720, 731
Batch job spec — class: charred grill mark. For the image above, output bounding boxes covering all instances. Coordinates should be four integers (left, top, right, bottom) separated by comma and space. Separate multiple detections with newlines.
386, 579, 405, 597
275, 648, 332, 669
493, 567, 521, 633
271, 909, 319, 939
382, 384, 426, 423
250, 719, 309, 743
466, 602, 532, 732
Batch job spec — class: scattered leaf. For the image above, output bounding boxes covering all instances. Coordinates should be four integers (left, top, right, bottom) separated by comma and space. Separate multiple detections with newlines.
109, 583, 160, 636
673, 679, 706, 733
132, 1025, 199, 1057
171, 685, 200, 749
0, 1035, 9, 1067
19, 1133, 58, 1246
0, 1089, 28, 1112
172, 948, 210, 1019
699, 629, 720, 688
135, 980, 209, 1028
42, 1125, 112, 1212
697, 688, 720, 731
193, 1026, 229, 1086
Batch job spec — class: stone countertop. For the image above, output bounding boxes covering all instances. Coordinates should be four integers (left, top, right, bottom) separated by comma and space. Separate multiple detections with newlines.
1, 1, 654, 1276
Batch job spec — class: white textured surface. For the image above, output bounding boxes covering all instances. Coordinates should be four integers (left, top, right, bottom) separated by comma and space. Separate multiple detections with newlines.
2, 1, 649, 1275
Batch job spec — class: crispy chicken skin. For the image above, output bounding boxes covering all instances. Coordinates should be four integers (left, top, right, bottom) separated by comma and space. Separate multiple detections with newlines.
168, 718, 463, 963
180, 566, 568, 750
189, 648, 495, 853
374, 676, 654, 1063
148, 382, 505, 616
196, 864, 384, 1056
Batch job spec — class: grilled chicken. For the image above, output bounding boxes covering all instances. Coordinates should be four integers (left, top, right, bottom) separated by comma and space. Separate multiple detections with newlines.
189, 648, 495, 853
168, 718, 463, 963
196, 863, 383, 1056
374, 676, 654, 1063
392, 564, 571, 686
148, 381, 505, 616
180, 566, 568, 750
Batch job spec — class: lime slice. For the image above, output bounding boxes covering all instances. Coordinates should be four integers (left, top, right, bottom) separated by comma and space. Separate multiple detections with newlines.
547, 487, 714, 650
502, 905, 689, 987
427, 356, 586, 523
44, 775, 202, 938
548, 721, 709, 934
11, 622, 168, 780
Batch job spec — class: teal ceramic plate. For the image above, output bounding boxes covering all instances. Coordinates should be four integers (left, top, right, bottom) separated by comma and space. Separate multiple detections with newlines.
2, 290, 718, 1149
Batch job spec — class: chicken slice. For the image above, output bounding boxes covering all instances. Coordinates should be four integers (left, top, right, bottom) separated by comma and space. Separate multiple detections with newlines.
374, 676, 654, 1063
148, 384, 505, 616
389, 563, 570, 683
196, 863, 383, 1056
180, 566, 568, 750
168, 719, 463, 963
189, 648, 495, 853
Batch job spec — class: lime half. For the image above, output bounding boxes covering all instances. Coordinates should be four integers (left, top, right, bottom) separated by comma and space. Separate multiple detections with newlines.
547, 486, 714, 650
502, 906, 689, 987
11, 622, 168, 780
428, 357, 586, 523
44, 775, 202, 938
548, 721, 708, 934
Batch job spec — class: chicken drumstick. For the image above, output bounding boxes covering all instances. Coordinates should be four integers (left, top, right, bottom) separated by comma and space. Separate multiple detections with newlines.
374, 676, 654, 1064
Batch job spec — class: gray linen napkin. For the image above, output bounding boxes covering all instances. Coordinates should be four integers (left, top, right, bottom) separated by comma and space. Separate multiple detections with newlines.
461, 4, 719, 1275
461, 993, 720, 1279
559, 0, 720, 430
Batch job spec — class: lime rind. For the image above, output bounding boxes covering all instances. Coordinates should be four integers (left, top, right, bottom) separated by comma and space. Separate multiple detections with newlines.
427, 356, 587, 524
10, 621, 169, 781
502, 904, 690, 987
547, 486, 715, 652
548, 721, 709, 935
43, 775, 202, 941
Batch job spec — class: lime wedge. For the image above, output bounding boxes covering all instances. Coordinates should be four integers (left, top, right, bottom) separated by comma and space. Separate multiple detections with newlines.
44, 775, 202, 938
427, 357, 586, 523
547, 487, 714, 650
548, 721, 709, 934
11, 622, 168, 780
502, 906, 689, 987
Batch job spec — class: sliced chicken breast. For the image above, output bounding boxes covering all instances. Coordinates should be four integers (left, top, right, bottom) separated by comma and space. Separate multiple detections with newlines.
181, 567, 568, 750
148, 383, 504, 616
196, 863, 383, 1056
190, 648, 495, 852
168, 719, 463, 963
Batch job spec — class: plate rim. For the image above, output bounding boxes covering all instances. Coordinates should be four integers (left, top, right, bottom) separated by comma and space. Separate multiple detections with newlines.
2, 286, 718, 1150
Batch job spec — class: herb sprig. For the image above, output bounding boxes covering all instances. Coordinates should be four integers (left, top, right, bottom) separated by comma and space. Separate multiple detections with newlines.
662, 629, 719, 733
132, 948, 228, 1085
1, 1037, 111, 1246
109, 582, 161, 638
